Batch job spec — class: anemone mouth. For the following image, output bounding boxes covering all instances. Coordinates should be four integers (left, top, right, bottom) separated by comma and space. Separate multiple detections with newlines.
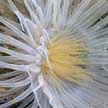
41, 35, 92, 85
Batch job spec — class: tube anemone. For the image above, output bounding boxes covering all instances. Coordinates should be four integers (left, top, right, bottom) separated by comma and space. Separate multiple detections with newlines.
0, 0, 108, 108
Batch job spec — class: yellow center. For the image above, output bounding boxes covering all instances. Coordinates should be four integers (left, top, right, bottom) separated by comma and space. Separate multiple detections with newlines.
42, 35, 91, 85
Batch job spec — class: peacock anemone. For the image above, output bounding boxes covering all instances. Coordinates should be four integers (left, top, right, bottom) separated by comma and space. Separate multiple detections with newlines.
0, 0, 108, 108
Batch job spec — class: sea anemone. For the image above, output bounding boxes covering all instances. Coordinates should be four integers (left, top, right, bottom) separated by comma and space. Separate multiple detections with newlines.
0, 0, 108, 108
